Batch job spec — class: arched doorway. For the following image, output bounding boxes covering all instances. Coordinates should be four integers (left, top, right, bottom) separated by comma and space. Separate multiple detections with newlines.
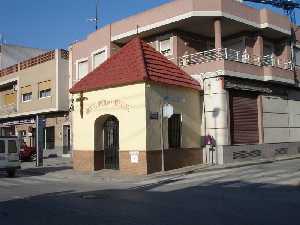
103, 116, 119, 169
94, 115, 119, 170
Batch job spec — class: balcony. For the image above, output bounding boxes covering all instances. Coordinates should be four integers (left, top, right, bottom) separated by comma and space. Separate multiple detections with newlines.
0, 104, 17, 115
179, 48, 293, 70
179, 48, 295, 84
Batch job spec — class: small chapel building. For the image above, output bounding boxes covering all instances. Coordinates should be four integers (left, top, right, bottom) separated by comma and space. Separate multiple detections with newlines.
70, 37, 203, 175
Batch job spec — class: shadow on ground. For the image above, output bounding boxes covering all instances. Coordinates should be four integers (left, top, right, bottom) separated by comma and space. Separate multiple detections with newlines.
0, 176, 299, 225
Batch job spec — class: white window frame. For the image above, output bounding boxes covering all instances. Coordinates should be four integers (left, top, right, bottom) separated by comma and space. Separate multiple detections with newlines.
22, 92, 32, 103
39, 88, 51, 99
159, 37, 173, 56
91, 46, 108, 70
75, 57, 89, 81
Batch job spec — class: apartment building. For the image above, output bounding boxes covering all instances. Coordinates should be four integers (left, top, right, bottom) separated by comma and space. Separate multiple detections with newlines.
0, 50, 70, 157
0, 43, 47, 69
69, 0, 300, 174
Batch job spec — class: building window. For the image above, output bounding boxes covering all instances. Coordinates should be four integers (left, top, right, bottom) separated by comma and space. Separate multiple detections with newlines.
39, 89, 51, 99
44, 126, 55, 150
0, 140, 5, 153
159, 38, 172, 56
8, 140, 17, 153
92, 48, 107, 69
168, 114, 182, 148
22, 92, 32, 102
77, 59, 88, 80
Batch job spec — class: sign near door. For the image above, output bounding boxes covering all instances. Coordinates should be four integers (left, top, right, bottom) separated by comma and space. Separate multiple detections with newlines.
129, 151, 139, 163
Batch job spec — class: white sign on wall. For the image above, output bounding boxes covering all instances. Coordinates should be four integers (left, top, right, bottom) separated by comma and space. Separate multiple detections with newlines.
129, 151, 139, 163
163, 103, 174, 118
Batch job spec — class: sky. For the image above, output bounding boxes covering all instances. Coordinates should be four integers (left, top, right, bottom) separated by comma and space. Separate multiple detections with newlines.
0, 0, 299, 50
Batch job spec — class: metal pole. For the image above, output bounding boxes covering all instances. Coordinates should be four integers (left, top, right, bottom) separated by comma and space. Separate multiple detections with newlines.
36, 115, 39, 167
95, 0, 99, 30
161, 102, 165, 172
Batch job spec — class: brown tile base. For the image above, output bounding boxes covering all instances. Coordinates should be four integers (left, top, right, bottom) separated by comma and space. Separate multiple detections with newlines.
73, 148, 203, 175
73, 150, 104, 172
119, 151, 147, 175
147, 148, 203, 174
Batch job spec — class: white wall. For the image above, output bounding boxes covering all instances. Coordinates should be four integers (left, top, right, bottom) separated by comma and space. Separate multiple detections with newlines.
203, 77, 230, 146
262, 90, 300, 143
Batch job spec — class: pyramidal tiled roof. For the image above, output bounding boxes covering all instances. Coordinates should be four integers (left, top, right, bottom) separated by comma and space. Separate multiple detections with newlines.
70, 37, 200, 94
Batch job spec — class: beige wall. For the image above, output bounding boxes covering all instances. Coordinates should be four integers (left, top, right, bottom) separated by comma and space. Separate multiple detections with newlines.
72, 83, 147, 152
110, 0, 290, 40
57, 53, 70, 111
71, 26, 111, 85
0, 50, 69, 118
146, 83, 203, 151
18, 60, 56, 113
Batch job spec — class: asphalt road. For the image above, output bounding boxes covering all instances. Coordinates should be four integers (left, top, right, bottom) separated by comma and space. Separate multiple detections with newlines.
0, 158, 300, 225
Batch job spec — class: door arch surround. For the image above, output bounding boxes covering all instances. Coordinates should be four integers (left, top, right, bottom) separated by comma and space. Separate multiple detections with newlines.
94, 115, 119, 170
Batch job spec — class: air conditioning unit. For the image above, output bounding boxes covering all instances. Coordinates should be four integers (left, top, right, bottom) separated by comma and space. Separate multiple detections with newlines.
13, 84, 18, 91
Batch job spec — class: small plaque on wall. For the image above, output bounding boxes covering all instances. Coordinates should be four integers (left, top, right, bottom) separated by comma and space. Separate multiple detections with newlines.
150, 112, 159, 120
129, 151, 139, 163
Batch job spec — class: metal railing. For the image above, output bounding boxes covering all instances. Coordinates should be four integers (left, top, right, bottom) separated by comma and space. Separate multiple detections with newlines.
0, 104, 17, 115
179, 48, 293, 71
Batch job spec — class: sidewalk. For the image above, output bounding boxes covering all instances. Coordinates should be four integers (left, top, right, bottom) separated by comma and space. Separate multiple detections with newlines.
19, 154, 300, 183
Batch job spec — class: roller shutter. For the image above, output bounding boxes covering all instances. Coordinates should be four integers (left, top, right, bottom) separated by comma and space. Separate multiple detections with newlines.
230, 91, 259, 144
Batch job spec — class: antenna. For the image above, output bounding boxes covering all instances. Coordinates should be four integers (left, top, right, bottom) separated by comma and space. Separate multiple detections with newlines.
0, 34, 4, 45
87, 0, 100, 30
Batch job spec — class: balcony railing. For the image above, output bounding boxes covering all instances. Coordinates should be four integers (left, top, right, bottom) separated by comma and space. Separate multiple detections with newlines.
179, 48, 293, 71
0, 104, 17, 115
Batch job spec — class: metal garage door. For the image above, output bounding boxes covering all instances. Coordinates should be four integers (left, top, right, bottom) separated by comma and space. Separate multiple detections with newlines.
230, 91, 259, 145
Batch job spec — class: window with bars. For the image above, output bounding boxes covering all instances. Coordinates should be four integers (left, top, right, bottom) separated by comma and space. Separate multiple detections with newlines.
39, 89, 51, 99
168, 114, 182, 149
22, 92, 32, 102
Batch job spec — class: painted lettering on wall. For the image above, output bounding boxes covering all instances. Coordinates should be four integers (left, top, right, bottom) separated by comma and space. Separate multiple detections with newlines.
86, 99, 130, 114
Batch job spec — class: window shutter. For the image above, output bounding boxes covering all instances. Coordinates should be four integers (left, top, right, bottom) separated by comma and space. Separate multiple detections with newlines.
38, 80, 51, 91
160, 38, 171, 55
4, 92, 16, 105
230, 91, 259, 145
21, 85, 32, 94
78, 60, 88, 79
93, 50, 106, 69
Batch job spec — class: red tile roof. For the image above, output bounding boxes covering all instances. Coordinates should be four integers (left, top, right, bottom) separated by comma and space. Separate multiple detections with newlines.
70, 37, 200, 94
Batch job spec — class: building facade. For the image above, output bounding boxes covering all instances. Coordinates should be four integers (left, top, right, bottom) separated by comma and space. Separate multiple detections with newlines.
0, 43, 47, 69
0, 50, 71, 157
70, 0, 300, 174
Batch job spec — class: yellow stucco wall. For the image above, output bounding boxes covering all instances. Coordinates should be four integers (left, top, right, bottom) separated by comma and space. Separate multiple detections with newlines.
146, 83, 203, 150
72, 83, 147, 152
